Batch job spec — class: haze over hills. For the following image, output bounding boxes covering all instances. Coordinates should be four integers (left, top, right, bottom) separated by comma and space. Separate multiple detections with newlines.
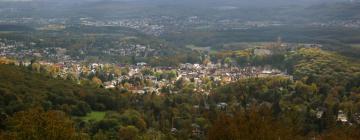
0, 0, 358, 20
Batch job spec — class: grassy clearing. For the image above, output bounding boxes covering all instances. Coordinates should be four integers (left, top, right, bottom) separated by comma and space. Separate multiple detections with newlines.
350, 44, 360, 49
0, 31, 19, 34
80, 111, 106, 122
222, 42, 267, 49
186, 44, 212, 52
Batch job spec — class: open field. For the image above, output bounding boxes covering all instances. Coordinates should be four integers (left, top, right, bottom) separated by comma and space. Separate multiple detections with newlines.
186, 44, 212, 52
350, 44, 360, 49
80, 111, 106, 122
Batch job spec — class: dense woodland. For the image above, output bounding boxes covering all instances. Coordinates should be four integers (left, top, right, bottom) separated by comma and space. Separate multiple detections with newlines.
0, 48, 359, 140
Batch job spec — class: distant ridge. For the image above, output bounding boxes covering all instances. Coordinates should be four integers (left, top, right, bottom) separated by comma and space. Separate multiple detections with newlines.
0, 24, 33, 31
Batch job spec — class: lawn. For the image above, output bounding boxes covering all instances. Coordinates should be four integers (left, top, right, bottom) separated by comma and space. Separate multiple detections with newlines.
80, 111, 106, 122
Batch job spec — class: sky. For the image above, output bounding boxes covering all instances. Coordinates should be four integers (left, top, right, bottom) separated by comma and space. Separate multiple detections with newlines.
0, 0, 346, 2
0, 0, 351, 9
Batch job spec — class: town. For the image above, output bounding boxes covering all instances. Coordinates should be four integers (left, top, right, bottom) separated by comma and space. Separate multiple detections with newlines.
2, 57, 290, 96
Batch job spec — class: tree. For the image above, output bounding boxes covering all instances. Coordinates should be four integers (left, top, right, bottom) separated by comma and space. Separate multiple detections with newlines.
224, 57, 232, 67
6, 108, 77, 140
118, 125, 139, 140
208, 106, 303, 140
141, 68, 154, 76
31, 63, 41, 73
71, 101, 91, 116
168, 71, 177, 81
317, 126, 360, 140
93, 130, 110, 140
142, 129, 166, 140
92, 77, 103, 87
120, 109, 147, 131
113, 66, 122, 77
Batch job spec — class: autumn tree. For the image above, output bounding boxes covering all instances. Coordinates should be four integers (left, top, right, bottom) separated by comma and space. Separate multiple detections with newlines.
5, 108, 78, 140
118, 125, 139, 140
92, 76, 103, 87
208, 106, 303, 140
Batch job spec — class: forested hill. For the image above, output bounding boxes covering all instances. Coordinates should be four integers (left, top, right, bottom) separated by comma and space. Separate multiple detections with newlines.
286, 48, 360, 88
0, 64, 120, 116
0, 64, 129, 139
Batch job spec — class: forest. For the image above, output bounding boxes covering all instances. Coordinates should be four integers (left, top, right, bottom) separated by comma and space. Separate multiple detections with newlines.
0, 47, 359, 140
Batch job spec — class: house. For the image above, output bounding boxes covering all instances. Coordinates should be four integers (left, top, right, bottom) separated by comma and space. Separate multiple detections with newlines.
105, 84, 115, 89
217, 102, 228, 110
316, 110, 324, 119
144, 87, 157, 94
137, 62, 147, 66
171, 128, 178, 134
337, 110, 348, 123
352, 113, 360, 124
104, 81, 116, 89
191, 123, 202, 137
221, 76, 232, 83
132, 90, 145, 95
254, 49, 272, 56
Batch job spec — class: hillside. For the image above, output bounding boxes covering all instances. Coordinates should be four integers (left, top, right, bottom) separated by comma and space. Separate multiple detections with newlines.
0, 64, 119, 116
287, 48, 360, 87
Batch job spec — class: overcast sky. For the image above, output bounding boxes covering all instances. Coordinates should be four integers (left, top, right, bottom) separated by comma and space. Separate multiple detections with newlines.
0, 0, 351, 8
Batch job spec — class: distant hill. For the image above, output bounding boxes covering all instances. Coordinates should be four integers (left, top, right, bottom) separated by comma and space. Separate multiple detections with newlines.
305, 2, 360, 20
0, 25, 33, 31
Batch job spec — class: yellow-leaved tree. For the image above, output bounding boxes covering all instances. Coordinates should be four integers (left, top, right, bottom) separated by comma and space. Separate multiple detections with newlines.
4, 108, 79, 140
